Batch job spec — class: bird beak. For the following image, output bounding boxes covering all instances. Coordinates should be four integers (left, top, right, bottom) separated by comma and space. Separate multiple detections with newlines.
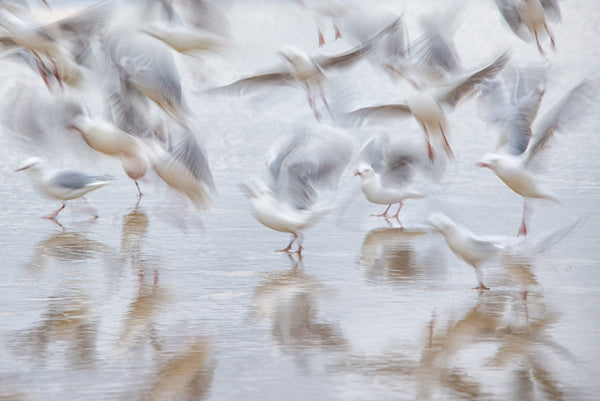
15, 166, 27, 172
353, 171, 361, 176
476, 161, 488, 168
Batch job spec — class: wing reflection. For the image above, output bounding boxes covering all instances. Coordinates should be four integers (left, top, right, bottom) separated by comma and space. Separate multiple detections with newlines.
359, 227, 443, 284
331, 256, 574, 400
253, 257, 347, 354
25, 230, 114, 271
14, 294, 98, 368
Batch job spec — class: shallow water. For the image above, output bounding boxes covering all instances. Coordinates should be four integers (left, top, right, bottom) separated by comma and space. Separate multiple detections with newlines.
1, 1, 599, 400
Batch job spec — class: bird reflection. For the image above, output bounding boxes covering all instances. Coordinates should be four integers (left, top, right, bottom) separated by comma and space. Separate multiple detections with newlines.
121, 201, 150, 263
359, 227, 441, 284
25, 229, 113, 271
253, 257, 347, 355
14, 294, 98, 368
143, 335, 216, 401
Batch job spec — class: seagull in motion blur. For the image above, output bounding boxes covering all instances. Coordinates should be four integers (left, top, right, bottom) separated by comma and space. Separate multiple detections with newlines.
16, 157, 112, 221
208, 18, 401, 121
241, 124, 354, 253
478, 77, 595, 236
354, 135, 425, 227
494, 0, 561, 54
345, 51, 510, 160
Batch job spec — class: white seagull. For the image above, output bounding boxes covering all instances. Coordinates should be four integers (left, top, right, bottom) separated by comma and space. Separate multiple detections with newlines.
477, 77, 595, 236
16, 157, 112, 221
494, 0, 561, 54
207, 18, 401, 121
345, 51, 510, 161
241, 125, 354, 253
354, 135, 425, 227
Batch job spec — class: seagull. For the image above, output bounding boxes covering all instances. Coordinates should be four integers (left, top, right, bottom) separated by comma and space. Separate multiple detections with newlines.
207, 18, 401, 121
427, 213, 503, 290
15, 157, 112, 221
345, 51, 510, 160
494, 0, 561, 54
477, 77, 595, 236
428, 212, 581, 290
295, 0, 354, 47
354, 135, 425, 227
241, 124, 354, 253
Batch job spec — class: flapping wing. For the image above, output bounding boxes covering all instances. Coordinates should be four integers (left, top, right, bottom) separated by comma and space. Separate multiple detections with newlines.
506, 84, 545, 155
345, 103, 411, 126
206, 70, 295, 95
438, 51, 510, 108
494, 0, 527, 39
540, 0, 561, 23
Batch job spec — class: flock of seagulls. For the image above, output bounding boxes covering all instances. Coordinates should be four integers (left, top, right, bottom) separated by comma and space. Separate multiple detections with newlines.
5, 0, 595, 290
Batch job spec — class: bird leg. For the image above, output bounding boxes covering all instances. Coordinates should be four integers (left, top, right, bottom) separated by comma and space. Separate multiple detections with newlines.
518, 199, 530, 236
439, 123, 454, 159
373, 204, 392, 218
293, 232, 304, 254
544, 22, 556, 49
45, 202, 66, 220
472, 266, 490, 290
277, 233, 298, 253
392, 202, 404, 229
334, 24, 342, 40
318, 82, 334, 122
135, 180, 144, 197
534, 29, 545, 55
79, 196, 99, 218
422, 123, 435, 161
318, 30, 325, 47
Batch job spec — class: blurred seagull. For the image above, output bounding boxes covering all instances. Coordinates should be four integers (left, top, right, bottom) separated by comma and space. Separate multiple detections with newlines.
428, 213, 502, 290
15, 157, 112, 220
208, 18, 401, 121
477, 78, 595, 236
241, 125, 354, 253
345, 51, 510, 160
354, 135, 425, 227
494, 0, 561, 54
295, 0, 353, 47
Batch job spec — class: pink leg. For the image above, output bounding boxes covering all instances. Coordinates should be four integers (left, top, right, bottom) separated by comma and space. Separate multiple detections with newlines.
439, 123, 454, 159
518, 199, 529, 236
304, 83, 321, 121
293, 232, 304, 254
45, 202, 66, 220
473, 266, 490, 290
544, 22, 556, 49
422, 123, 435, 161
392, 202, 404, 229
534, 29, 545, 55
277, 233, 297, 253
318, 30, 325, 47
318, 83, 334, 121
334, 24, 341, 40
373, 204, 392, 218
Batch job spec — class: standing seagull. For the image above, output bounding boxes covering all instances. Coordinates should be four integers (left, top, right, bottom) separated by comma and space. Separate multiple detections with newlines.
428, 213, 504, 290
478, 78, 595, 236
345, 52, 510, 160
16, 157, 112, 221
354, 135, 425, 227
241, 125, 354, 253
494, 0, 561, 54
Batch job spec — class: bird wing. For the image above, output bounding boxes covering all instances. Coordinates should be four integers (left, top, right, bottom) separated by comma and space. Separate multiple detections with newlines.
540, 0, 561, 23
52, 171, 108, 189
345, 103, 411, 126
523, 79, 596, 166
505, 84, 545, 155
494, 0, 527, 39
168, 128, 216, 193
437, 51, 510, 108
206, 70, 295, 95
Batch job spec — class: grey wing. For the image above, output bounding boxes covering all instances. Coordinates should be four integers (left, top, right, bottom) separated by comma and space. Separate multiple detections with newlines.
345, 103, 411, 125
506, 84, 545, 155
381, 145, 417, 187
524, 79, 596, 165
494, 0, 526, 39
357, 136, 385, 173
169, 130, 216, 192
411, 28, 459, 76
206, 70, 295, 95
267, 130, 308, 183
540, 0, 561, 23
52, 171, 104, 190
438, 51, 510, 108
316, 17, 402, 70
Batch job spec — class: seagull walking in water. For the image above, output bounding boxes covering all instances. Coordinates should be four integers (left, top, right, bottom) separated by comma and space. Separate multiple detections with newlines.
241, 124, 354, 253
354, 135, 425, 227
478, 77, 595, 236
16, 157, 112, 221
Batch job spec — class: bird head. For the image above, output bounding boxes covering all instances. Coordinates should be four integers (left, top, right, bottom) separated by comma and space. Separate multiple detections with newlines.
476, 153, 502, 170
354, 164, 375, 179
427, 212, 456, 234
